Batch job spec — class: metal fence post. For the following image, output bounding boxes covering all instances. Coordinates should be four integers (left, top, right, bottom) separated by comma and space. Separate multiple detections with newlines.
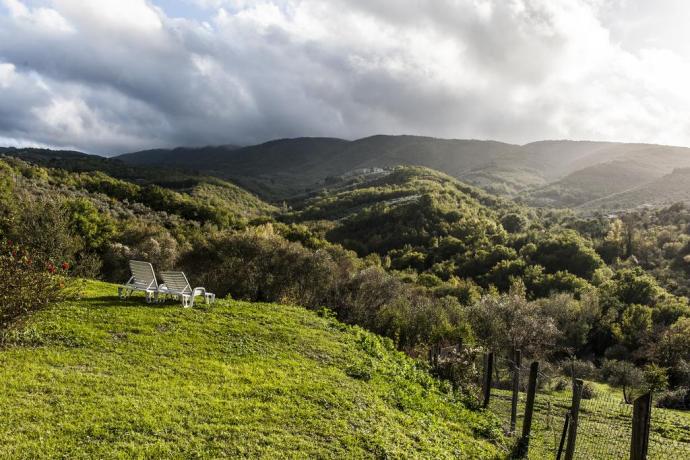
482, 351, 494, 408
630, 393, 652, 460
510, 349, 521, 434
564, 379, 584, 460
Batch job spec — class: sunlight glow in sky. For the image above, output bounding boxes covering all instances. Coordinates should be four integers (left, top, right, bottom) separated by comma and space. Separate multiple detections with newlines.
1, 0, 690, 154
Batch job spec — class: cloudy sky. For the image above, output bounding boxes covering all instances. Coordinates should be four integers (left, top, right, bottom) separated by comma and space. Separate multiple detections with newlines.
1, 0, 689, 155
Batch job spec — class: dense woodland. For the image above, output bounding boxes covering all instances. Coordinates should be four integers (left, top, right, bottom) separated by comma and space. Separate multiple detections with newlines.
2, 151, 690, 409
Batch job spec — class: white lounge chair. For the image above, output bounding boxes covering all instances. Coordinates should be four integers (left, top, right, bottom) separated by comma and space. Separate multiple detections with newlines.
157, 271, 215, 308
118, 260, 158, 303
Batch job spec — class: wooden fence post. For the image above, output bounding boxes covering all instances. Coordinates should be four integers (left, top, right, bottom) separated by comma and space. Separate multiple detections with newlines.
564, 379, 584, 460
556, 412, 571, 460
516, 361, 539, 457
510, 349, 521, 434
630, 393, 652, 460
428, 344, 439, 369
482, 352, 494, 408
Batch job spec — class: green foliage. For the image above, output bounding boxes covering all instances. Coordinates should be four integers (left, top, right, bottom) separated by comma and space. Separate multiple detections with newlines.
0, 239, 74, 330
528, 230, 604, 280
9, 196, 82, 265
609, 268, 661, 306
65, 197, 115, 249
658, 317, 690, 367
500, 212, 528, 233
601, 359, 644, 403
465, 281, 559, 358
643, 364, 669, 393
612, 304, 653, 350
5, 154, 690, 394
538, 292, 601, 354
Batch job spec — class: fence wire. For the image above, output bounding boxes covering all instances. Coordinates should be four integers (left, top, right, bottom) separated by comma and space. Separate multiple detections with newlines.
470, 351, 690, 459
648, 404, 690, 460
572, 393, 632, 459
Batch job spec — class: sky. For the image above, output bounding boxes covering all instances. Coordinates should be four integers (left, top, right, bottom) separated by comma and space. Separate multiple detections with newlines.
1, 0, 690, 155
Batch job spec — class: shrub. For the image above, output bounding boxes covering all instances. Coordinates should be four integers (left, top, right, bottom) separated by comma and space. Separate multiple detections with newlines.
432, 345, 484, 404
581, 382, 597, 399
179, 227, 474, 350
561, 359, 598, 380
101, 221, 180, 282
0, 239, 71, 330
11, 195, 81, 264
553, 378, 569, 392
656, 387, 690, 409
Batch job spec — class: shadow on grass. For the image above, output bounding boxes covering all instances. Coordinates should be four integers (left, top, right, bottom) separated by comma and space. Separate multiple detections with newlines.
85, 295, 209, 310
84, 295, 174, 309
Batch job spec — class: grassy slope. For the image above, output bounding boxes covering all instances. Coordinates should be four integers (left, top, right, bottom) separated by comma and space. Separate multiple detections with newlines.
0, 281, 503, 459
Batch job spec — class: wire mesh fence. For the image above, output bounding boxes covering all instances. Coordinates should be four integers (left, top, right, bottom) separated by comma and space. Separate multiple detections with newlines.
463, 349, 690, 459
483, 363, 573, 457
648, 403, 690, 459
571, 392, 633, 459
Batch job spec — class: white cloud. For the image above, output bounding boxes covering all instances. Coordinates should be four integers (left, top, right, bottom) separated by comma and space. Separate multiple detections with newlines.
1, 0, 73, 32
0, 0, 690, 154
0, 62, 16, 88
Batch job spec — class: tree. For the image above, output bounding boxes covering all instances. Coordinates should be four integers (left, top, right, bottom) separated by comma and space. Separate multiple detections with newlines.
65, 198, 115, 250
500, 213, 528, 233
658, 317, 690, 367
530, 230, 604, 280
466, 281, 559, 358
538, 291, 600, 355
602, 360, 643, 403
611, 268, 660, 306
612, 304, 653, 351
643, 364, 669, 393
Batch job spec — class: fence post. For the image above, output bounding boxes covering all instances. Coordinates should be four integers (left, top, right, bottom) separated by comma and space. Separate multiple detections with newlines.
516, 361, 539, 457
564, 379, 584, 460
556, 412, 570, 460
630, 392, 652, 460
510, 349, 521, 434
429, 344, 439, 369
482, 351, 494, 408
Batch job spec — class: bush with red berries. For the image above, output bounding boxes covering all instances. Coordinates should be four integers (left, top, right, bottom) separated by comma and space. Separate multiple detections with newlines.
0, 238, 72, 330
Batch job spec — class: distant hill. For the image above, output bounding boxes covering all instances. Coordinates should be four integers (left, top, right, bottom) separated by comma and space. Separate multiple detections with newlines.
7, 136, 690, 210
521, 143, 690, 209
117, 136, 535, 199
578, 167, 690, 212
116, 136, 690, 207
0, 150, 276, 226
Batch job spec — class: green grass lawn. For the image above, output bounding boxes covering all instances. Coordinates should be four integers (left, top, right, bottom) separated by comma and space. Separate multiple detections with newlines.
487, 384, 690, 459
0, 281, 504, 459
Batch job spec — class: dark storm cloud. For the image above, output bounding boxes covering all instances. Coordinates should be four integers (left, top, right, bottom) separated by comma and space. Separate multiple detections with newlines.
0, 0, 689, 154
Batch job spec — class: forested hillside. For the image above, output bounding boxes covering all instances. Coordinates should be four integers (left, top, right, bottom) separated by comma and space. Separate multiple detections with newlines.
2, 151, 690, 419
115, 136, 690, 208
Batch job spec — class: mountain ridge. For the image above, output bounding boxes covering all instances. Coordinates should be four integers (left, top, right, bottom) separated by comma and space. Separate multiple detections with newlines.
6, 135, 690, 210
